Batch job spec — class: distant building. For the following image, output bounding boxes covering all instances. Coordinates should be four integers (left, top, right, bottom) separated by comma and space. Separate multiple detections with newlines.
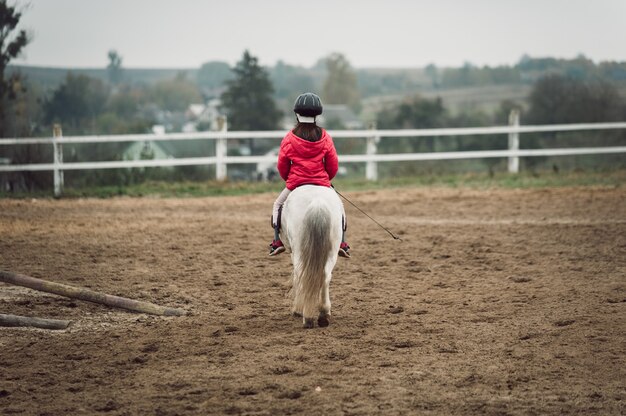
184, 98, 223, 132
122, 140, 173, 166
185, 104, 207, 120
255, 147, 280, 181
121, 124, 214, 167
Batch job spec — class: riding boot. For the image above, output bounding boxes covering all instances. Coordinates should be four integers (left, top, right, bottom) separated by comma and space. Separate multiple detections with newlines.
339, 230, 351, 258
269, 222, 285, 256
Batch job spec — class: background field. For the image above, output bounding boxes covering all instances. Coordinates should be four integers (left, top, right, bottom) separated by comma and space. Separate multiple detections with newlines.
1, 184, 625, 415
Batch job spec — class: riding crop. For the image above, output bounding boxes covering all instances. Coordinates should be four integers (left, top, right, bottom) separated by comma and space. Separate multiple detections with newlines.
333, 187, 402, 241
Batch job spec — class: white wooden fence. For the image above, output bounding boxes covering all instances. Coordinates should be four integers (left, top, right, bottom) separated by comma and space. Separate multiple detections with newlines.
1, 113, 625, 196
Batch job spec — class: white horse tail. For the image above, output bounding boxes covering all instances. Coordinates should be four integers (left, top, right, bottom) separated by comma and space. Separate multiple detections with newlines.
294, 200, 333, 319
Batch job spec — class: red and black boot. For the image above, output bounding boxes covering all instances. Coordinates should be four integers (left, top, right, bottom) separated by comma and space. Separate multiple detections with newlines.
269, 224, 285, 256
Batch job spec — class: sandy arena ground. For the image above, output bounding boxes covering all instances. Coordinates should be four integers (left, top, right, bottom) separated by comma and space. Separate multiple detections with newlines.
0, 186, 625, 415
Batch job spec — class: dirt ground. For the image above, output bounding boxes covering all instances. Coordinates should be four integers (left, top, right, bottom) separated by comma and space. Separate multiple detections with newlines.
0, 185, 624, 415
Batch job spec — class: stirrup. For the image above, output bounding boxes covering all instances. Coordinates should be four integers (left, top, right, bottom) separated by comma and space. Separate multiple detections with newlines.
269, 240, 285, 256
339, 242, 351, 258
270, 246, 285, 256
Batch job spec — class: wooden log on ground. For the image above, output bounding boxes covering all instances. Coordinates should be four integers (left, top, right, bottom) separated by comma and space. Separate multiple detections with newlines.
0, 271, 186, 316
0, 313, 70, 330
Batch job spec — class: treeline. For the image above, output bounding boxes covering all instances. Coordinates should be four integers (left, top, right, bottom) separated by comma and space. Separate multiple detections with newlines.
3, 52, 626, 189
10, 53, 626, 102
422, 54, 626, 89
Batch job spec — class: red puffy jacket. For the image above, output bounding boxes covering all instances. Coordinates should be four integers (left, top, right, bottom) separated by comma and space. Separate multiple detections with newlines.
277, 129, 339, 190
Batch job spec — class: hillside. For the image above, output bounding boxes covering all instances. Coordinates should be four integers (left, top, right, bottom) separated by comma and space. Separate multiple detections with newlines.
7, 64, 531, 115
361, 84, 532, 121
7, 65, 199, 90
7, 56, 626, 125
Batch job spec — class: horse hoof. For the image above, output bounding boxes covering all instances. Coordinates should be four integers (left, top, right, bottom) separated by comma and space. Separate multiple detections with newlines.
292, 311, 303, 318
303, 318, 315, 329
318, 315, 330, 327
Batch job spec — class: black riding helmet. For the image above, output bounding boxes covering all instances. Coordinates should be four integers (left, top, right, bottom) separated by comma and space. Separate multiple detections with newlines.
293, 92, 323, 123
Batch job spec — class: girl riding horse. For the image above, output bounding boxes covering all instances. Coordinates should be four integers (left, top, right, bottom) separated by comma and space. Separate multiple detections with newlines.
269, 92, 350, 258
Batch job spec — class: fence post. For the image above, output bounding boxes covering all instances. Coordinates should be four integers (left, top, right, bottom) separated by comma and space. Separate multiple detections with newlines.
215, 115, 227, 180
508, 109, 520, 173
52, 124, 64, 197
365, 122, 379, 181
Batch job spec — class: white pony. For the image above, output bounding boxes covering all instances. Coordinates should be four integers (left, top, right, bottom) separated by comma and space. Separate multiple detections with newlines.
281, 185, 344, 328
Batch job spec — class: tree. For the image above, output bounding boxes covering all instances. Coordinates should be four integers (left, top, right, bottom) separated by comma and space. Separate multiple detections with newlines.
493, 99, 524, 126
2, 75, 42, 137
322, 53, 360, 111
107, 50, 123, 85
43, 73, 110, 133
107, 84, 146, 117
149, 72, 202, 112
424, 63, 439, 89
197, 61, 232, 93
220, 50, 282, 131
525, 74, 626, 170
527, 74, 624, 124
376, 95, 446, 130
270, 60, 315, 100
376, 95, 447, 156
0, 0, 30, 136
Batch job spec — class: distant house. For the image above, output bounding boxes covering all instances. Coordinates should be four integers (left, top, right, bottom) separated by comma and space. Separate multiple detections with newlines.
122, 140, 173, 163
121, 125, 174, 165
255, 147, 280, 181
184, 98, 223, 132
185, 104, 207, 120
121, 124, 216, 168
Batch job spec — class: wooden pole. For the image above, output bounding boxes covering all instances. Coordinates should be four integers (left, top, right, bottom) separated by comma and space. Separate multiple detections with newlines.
0, 271, 186, 316
0, 313, 70, 330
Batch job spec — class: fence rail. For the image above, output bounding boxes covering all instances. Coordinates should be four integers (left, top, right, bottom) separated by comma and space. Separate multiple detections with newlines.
1, 115, 625, 196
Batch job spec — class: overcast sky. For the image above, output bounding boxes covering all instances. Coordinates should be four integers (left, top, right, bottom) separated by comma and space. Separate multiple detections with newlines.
12, 0, 626, 69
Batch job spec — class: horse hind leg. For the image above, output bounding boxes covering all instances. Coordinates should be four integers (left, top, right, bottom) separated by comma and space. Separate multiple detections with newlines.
303, 311, 329, 329
317, 311, 330, 327
301, 304, 318, 329
301, 287, 330, 329
291, 295, 304, 318
317, 276, 332, 327
290, 267, 304, 317
291, 297, 303, 318
301, 293, 322, 329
